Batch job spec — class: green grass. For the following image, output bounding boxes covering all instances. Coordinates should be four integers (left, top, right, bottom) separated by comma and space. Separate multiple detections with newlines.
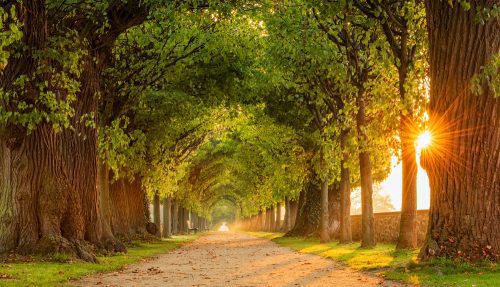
0, 235, 198, 287
247, 232, 499, 287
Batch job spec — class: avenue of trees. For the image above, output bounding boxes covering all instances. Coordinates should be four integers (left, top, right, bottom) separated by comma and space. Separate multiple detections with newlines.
0, 0, 498, 264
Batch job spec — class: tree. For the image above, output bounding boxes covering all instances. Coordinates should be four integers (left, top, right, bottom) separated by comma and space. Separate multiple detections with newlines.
419, 0, 499, 261
353, 0, 428, 249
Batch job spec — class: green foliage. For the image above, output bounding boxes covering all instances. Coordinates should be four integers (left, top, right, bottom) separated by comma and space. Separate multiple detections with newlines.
471, 52, 499, 97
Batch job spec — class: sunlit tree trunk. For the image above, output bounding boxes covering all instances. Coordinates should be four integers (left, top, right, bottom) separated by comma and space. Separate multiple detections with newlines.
397, 114, 418, 249
420, 0, 499, 261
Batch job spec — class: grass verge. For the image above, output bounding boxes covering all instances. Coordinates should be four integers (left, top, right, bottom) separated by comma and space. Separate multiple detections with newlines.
246, 232, 499, 287
0, 235, 198, 287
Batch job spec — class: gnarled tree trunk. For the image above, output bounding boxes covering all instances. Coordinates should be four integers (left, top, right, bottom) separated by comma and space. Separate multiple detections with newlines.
0, 0, 95, 261
420, 0, 499, 261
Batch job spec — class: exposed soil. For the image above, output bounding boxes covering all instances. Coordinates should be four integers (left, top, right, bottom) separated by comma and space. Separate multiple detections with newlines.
73, 232, 404, 287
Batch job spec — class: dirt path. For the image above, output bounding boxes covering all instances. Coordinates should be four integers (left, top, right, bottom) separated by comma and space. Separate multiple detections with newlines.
73, 232, 403, 287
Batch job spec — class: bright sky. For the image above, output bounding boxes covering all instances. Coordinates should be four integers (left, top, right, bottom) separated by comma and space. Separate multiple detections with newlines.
378, 156, 430, 211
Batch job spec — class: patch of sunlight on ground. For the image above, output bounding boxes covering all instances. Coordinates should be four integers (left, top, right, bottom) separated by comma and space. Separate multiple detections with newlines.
246, 232, 500, 287
300, 244, 331, 254
244, 231, 284, 240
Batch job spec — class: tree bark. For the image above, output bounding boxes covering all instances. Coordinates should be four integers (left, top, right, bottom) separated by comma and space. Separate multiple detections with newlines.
284, 198, 291, 232
162, 198, 172, 238
153, 193, 161, 237
0, 0, 95, 261
259, 210, 265, 231
182, 208, 189, 234
270, 205, 276, 232
178, 207, 185, 234
339, 130, 352, 243
397, 115, 418, 249
328, 183, 341, 238
419, 0, 499, 261
357, 93, 376, 248
109, 176, 149, 238
286, 183, 321, 237
320, 179, 330, 243
290, 200, 298, 227
265, 208, 271, 231
276, 202, 282, 231
172, 201, 179, 235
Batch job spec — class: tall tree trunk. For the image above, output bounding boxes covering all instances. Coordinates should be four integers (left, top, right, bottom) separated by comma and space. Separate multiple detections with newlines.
0, 0, 95, 261
397, 114, 418, 249
179, 207, 184, 234
109, 176, 149, 238
264, 208, 270, 231
276, 202, 282, 231
328, 183, 341, 238
339, 130, 352, 243
284, 198, 291, 231
259, 210, 265, 231
320, 179, 330, 243
420, 0, 499, 261
172, 201, 179, 235
153, 193, 161, 237
290, 200, 298, 227
270, 205, 276, 232
182, 208, 189, 234
97, 161, 122, 251
286, 183, 321, 237
162, 198, 172, 238
357, 94, 376, 248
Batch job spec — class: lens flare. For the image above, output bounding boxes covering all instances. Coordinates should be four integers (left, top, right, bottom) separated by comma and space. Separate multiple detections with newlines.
417, 131, 432, 151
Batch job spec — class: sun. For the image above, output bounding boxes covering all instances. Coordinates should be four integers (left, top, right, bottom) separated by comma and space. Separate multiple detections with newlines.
416, 131, 432, 150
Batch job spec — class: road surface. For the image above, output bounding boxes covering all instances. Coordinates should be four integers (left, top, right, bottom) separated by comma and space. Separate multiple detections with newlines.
73, 232, 402, 287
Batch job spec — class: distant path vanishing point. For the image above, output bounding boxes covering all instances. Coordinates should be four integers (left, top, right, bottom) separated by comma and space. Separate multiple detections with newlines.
73, 232, 404, 287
